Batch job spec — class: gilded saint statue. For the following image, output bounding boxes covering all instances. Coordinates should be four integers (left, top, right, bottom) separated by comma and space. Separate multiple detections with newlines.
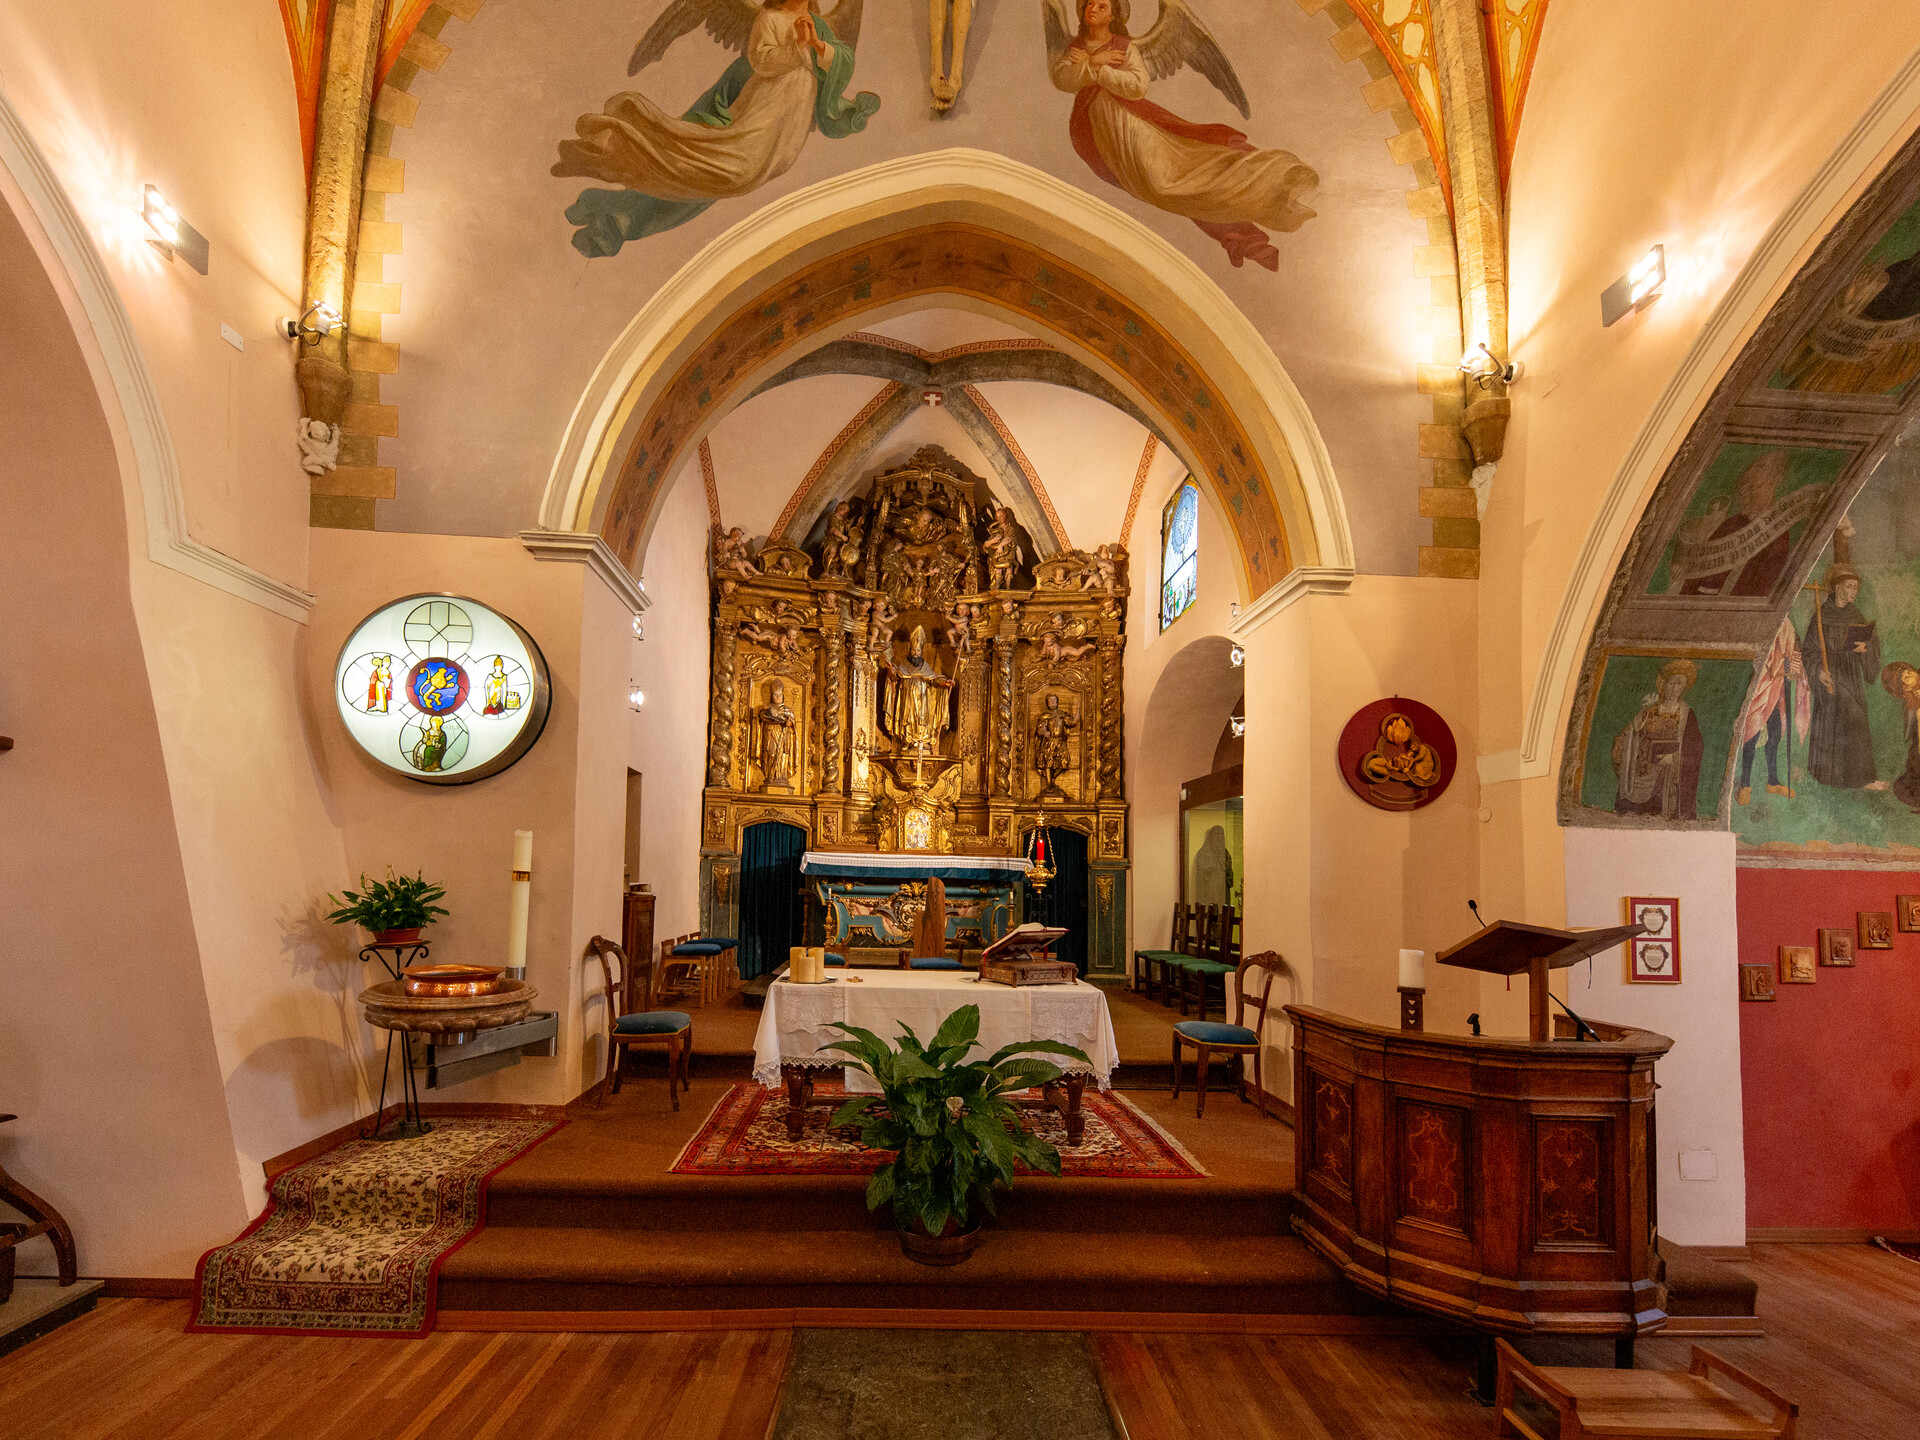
1031, 692, 1079, 798
757, 680, 799, 791
882, 625, 955, 757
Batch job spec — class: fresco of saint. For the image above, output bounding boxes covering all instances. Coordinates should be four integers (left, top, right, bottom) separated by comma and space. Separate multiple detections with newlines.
554, 0, 878, 258
1042, 0, 1318, 272
1881, 661, 1920, 812
1801, 563, 1885, 791
1611, 659, 1705, 821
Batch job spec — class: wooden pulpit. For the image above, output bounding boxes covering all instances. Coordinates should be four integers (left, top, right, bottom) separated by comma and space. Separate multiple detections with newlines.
1437, 920, 1645, 1042
1288, 921, 1672, 1372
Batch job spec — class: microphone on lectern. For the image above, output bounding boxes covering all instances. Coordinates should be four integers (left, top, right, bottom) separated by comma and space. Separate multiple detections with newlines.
1468, 899, 1488, 929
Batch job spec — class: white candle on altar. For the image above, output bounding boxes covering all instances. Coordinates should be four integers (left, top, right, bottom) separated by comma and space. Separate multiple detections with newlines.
790, 945, 812, 983
507, 830, 533, 975
1398, 948, 1426, 990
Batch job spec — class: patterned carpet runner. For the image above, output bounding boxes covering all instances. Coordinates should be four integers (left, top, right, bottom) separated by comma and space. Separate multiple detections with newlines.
189, 1117, 560, 1336
671, 1082, 1207, 1180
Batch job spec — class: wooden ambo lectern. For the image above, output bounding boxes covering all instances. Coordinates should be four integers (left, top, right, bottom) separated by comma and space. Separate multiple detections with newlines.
1288, 920, 1670, 1394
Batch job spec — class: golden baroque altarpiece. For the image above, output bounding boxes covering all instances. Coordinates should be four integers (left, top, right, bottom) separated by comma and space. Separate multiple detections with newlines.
697, 448, 1132, 975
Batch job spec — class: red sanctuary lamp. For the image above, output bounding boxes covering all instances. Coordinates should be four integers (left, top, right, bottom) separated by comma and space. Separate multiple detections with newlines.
1026, 826, 1054, 896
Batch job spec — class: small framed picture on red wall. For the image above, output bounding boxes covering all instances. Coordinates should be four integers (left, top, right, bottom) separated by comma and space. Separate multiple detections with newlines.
1625, 896, 1680, 983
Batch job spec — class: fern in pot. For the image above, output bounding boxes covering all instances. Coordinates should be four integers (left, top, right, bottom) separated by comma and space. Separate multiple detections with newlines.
825, 1004, 1090, 1265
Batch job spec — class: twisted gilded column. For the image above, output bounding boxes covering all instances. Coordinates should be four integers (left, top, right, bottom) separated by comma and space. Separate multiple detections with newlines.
822, 604, 845, 794
1097, 636, 1123, 799
707, 615, 738, 787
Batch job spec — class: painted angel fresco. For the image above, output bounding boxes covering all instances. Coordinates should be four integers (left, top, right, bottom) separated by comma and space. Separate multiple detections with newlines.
554, 0, 879, 258
1042, 0, 1318, 271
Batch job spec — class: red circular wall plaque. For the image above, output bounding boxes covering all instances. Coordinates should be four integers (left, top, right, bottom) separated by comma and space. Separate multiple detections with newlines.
1336, 698, 1457, 812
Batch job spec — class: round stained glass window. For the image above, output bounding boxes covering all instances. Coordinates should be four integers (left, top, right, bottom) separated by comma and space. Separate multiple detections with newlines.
335, 594, 551, 784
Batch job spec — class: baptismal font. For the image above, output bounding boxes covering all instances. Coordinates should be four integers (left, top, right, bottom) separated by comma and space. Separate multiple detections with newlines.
694, 447, 1133, 976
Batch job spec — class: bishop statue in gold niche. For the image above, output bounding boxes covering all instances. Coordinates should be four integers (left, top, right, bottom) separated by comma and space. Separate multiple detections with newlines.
883, 626, 954, 758
697, 447, 1133, 950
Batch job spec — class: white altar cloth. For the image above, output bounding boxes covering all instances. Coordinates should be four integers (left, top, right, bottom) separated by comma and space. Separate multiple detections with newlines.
752, 969, 1117, 1093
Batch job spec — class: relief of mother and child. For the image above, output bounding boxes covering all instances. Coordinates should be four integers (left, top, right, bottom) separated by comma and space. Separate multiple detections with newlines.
552, 0, 1318, 269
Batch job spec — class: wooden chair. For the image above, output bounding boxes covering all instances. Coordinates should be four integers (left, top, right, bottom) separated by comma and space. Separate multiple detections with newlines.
899, 878, 964, 970
1171, 949, 1283, 1118
1495, 1339, 1797, 1439
587, 936, 693, 1110
1135, 902, 1189, 1003
656, 934, 706, 1008
1178, 904, 1239, 1021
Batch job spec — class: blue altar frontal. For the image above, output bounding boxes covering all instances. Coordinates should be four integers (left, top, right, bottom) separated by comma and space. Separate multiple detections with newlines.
800, 851, 1032, 956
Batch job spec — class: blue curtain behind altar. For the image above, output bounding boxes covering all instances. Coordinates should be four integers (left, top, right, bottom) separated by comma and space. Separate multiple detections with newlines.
739, 821, 807, 981
1022, 827, 1088, 976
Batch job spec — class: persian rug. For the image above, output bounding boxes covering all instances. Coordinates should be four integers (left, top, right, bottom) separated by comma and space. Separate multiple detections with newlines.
189, 1117, 560, 1336
1873, 1236, 1920, 1264
670, 1082, 1207, 1180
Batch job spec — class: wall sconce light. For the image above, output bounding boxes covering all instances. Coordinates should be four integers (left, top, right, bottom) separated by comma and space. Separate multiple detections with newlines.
141, 184, 209, 274
1601, 245, 1666, 326
1230, 716, 1246, 739
1230, 602, 1240, 620
1458, 342, 1517, 391
631, 614, 645, 640
1229, 644, 1245, 668
628, 686, 646, 711
278, 300, 345, 345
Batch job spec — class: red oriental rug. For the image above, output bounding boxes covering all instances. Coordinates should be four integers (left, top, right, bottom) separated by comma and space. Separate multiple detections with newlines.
670, 1082, 1207, 1180
189, 1117, 560, 1336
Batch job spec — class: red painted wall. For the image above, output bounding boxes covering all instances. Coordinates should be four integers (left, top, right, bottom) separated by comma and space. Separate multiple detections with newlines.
1737, 866, 1920, 1231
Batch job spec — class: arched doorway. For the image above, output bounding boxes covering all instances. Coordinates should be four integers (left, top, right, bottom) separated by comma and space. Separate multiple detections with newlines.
1022, 825, 1089, 977
737, 820, 807, 981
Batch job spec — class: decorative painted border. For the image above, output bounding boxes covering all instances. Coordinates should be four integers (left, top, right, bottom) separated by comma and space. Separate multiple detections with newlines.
699, 436, 723, 531
1120, 434, 1160, 544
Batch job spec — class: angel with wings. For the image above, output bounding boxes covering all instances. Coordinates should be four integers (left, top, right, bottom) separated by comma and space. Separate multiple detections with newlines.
555, 0, 879, 259
1042, 0, 1317, 271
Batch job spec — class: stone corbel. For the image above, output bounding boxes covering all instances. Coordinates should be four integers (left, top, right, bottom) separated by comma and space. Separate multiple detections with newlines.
1461, 395, 1510, 468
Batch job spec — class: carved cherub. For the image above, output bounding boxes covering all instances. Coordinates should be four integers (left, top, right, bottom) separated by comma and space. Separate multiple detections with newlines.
740, 602, 805, 654
945, 602, 975, 656
296, 417, 341, 475
713, 525, 760, 582
1036, 610, 1095, 664
1078, 542, 1126, 596
983, 505, 1022, 590
867, 596, 898, 655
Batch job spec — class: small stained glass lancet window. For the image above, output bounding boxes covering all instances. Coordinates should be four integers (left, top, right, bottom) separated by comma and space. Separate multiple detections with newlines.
1160, 481, 1199, 630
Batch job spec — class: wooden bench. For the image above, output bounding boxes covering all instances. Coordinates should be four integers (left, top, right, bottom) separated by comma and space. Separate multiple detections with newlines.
1496, 1339, 1797, 1439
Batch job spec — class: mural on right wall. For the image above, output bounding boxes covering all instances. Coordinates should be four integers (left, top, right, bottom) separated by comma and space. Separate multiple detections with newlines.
1736, 441, 1920, 861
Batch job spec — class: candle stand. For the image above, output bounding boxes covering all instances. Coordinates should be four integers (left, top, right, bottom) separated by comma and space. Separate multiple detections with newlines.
358, 941, 436, 1141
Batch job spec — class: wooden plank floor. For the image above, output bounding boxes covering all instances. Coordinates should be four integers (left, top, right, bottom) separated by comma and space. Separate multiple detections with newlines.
1, 1244, 1913, 1439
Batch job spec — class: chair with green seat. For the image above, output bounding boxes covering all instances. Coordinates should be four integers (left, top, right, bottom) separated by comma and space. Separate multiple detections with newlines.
586, 935, 692, 1110
1171, 950, 1283, 1119
1163, 902, 1221, 1016
1135, 901, 1191, 1004
1178, 903, 1240, 1021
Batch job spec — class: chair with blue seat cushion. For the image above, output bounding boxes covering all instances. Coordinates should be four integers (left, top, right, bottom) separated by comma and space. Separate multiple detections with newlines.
825, 952, 847, 967
906, 957, 964, 970
1172, 950, 1287, 1119
586, 935, 693, 1110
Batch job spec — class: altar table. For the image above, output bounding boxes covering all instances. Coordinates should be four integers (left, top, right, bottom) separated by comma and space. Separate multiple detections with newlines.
752, 968, 1117, 1142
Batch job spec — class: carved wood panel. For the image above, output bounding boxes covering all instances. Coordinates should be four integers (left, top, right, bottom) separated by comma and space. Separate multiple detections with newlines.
1396, 1101, 1469, 1234
1309, 1071, 1354, 1193
1535, 1117, 1610, 1248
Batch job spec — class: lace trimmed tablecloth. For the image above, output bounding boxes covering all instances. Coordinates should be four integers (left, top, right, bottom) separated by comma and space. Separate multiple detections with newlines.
751, 968, 1117, 1093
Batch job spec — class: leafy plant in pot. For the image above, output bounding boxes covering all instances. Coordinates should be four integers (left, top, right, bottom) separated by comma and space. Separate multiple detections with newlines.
326, 868, 449, 945
825, 1005, 1090, 1265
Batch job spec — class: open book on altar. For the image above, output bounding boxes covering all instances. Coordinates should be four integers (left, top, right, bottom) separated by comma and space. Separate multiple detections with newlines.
980, 922, 1069, 963
979, 923, 1075, 986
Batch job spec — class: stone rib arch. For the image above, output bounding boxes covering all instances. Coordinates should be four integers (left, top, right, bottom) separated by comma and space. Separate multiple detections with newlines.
539, 149, 1352, 596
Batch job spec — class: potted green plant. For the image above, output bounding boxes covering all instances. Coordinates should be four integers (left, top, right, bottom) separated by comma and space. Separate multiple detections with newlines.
326, 868, 449, 944
825, 1005, 1090, 1265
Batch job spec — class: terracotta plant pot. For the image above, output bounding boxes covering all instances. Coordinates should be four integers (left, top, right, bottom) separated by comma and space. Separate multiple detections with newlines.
372, 927, 423, 945
896, 1213, 982, 1266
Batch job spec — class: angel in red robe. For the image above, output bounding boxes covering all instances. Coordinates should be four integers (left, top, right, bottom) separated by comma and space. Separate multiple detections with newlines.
1044, 0, 1318, 271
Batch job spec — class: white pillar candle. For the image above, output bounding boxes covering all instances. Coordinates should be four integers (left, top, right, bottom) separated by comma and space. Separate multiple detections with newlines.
506, 830, 533, 976
1398, 948, 1426, 990
789, 945, 810, 983
809, 946, 826, 983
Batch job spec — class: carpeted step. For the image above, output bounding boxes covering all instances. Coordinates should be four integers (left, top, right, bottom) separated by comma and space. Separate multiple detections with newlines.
438, 1225, 1379, 1317
483, 1168, 1291, 1237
